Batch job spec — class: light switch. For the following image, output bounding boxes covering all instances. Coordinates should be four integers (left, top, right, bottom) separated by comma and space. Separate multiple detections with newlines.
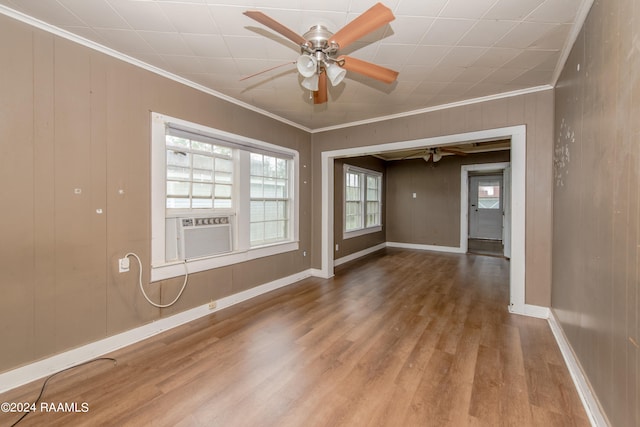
412, 193, 417, 198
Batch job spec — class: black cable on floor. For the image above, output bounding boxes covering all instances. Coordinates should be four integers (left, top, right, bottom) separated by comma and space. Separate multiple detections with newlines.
9, 357, 117, 427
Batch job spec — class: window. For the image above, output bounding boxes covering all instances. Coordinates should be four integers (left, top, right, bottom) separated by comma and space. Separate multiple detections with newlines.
250, 153, 290, 246
165, 133, 233, 210
151, 113, 299, 281
478, 180, 501, 209
344, 165, 382, 237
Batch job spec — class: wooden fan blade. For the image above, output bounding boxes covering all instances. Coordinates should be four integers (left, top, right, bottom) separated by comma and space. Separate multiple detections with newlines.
399, 149, 426, 160
244, 11, 307, 46
330, 3, 395, 50
314, 71, 328, 104
239, 61, 295, 81
440, 147, 468, 156
338, 56, 399, 84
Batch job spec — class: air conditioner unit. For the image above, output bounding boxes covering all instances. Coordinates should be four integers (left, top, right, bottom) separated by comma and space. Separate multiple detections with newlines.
175, 216, 233, 260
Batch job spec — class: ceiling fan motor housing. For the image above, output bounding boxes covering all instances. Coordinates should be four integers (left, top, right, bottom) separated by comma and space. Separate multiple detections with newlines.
302, 25, 337, 52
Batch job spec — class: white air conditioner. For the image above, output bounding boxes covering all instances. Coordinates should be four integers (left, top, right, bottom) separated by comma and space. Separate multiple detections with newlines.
169, 216, 233, 260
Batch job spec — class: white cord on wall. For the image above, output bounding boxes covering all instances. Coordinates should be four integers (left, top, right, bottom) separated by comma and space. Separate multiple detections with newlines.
125, 252, 189, 308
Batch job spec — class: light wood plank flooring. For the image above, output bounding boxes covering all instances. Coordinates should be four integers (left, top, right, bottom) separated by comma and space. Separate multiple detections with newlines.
0, 249, 589, 426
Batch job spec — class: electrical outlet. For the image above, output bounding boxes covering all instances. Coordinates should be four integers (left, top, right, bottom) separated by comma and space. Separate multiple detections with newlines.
118, 257, 130, 273
208, 300, 217, 310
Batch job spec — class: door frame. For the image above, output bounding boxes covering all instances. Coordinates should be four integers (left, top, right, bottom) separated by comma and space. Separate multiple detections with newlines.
460, 162, 510, 251
320, 125, 527, 315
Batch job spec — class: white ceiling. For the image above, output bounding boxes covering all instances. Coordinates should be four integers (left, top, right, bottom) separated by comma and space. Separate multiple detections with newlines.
0, 0, 589, 131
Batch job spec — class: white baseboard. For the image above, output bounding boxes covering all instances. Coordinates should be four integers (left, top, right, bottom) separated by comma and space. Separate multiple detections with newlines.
547, 310, 609, 427
310, 268, 331, 278
0, 269, 312, 394
509, 303, 550, 319
386, 241, 465, 254
334, 243, 386, 267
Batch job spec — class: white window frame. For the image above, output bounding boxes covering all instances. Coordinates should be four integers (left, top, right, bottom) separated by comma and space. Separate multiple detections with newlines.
343, 164, 383, 239
151, 112, 299, 281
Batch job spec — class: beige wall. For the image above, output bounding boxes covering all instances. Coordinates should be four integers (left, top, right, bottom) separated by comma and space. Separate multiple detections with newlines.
552, 0, 639, 425
386, 151, 510, 247
0, 15, 312, 373
333, 156, 386, 260
312, 89, 555, 307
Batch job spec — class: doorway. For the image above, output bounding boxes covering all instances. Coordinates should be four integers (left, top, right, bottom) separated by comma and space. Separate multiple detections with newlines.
468, 174, 504, 256
323, 127, 527, 315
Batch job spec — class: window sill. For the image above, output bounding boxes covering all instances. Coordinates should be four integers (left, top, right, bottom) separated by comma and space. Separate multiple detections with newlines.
343, 226, 382, 240
151, 241, 299, 282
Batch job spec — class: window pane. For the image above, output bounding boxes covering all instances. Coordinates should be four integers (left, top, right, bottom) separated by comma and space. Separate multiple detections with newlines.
345, 168, 382, 232
214, 199, 232, 209
250, 222, 264, 243
478, 181, 500, 209
250, 153, 263, 175
193, 154, 213, 170
265, 221, 278, 240
250, 176, 263, 197
214, 184, 232, 198
276, 158, 288, 178
192, 198, 213, 208
191, 140, 213, 153
215, 171, 232, 184
251, 201, 264, 222
250, 154, 291, 246
166, 135, 189, 148
278, 201, 288, 219
263, 156, 277, 177
213, 145, 232, 157
275, 179, 287, 198
263, 178, 277, 198
264, 201, 278, 221
165, 128, 234, 211
193, 182, 212, 197
167, 150, 190, 167
167, 181, 190, 197
167, 197, 190, 209
215, 157, 233, 173
192, 168, 213, 182
167, 165, 189, 181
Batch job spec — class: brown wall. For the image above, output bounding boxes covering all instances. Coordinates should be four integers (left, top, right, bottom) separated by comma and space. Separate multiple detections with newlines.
0, 15, 312, 373
552, 0, 639, 425
333, 156, 386, 260
312, 90, 554, 307
386, 151, 510, 247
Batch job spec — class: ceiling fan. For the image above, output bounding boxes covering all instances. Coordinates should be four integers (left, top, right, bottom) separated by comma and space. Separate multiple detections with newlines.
242, 3, 399, 104
402, 147, 469, 163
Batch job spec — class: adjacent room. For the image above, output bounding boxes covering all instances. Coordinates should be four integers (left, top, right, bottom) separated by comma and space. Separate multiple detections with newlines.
0, 1, 637, 426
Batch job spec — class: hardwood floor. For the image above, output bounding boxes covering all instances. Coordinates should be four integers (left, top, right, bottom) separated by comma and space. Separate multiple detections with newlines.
0, 249, 589, 427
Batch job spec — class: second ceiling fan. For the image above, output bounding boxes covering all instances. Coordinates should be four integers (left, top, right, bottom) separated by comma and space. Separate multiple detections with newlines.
243, 2, 399, 104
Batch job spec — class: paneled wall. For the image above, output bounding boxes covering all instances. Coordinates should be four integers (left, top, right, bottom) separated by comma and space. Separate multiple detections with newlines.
311, 89, 555, 306
552, 0, 639, 425
0, 15, 312, 373
386, 151, 510, 248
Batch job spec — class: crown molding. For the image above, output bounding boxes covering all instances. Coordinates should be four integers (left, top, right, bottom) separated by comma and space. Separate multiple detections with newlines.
310, 85, 554, 133
0, 4, 312, 133
1, 4, 557, 135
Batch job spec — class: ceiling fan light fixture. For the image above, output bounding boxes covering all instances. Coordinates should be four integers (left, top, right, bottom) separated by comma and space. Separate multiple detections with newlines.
301, 74, 319, 91
325, 62, 346, 86
296, 54, 317, 77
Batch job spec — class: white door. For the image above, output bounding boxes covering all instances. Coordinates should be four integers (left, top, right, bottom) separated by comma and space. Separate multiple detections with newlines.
469, 175, 503, 240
